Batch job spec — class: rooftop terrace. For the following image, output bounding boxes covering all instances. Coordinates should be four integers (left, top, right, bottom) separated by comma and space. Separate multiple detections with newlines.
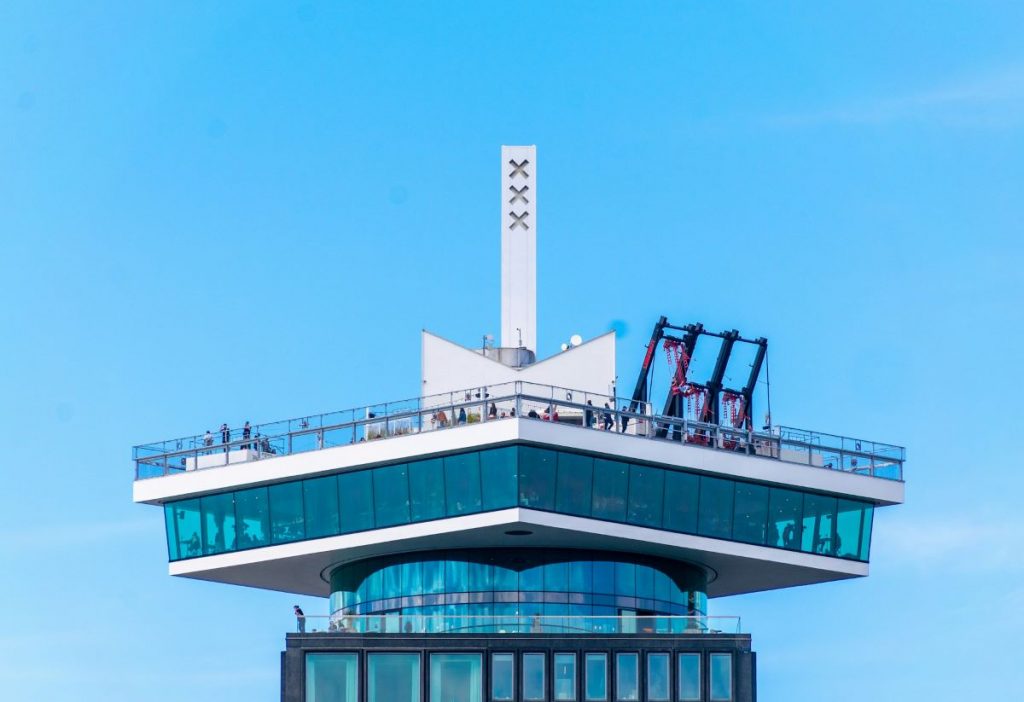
134, 382, 904, 482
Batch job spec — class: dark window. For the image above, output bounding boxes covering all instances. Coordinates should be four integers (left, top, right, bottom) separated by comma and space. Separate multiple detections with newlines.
373, 464, 410, 527
627, 464, 664, 528
408, 458, 445, 522
555, 452, 593, 517
662, 470, 699, 534
481, 447, 518, 511
519, 446, 556, 510
697, 477, 734, 539
304, 475, 340, 538
445, 452, 482, 516
269, 482, 305, 544
732, 482, 769, 545
591, 459, 628, 522
338, 471, 374, 533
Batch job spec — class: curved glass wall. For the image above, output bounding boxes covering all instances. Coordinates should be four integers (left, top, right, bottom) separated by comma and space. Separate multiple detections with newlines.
327, 549, 707, 634
164, 444, 874, 563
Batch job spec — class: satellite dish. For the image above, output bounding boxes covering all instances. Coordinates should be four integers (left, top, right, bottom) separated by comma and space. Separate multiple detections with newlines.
560, 343, 569, 352
570, 334, 583, 347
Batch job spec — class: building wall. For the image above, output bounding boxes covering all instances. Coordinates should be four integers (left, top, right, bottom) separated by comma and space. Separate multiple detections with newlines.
283, 632, 755, 702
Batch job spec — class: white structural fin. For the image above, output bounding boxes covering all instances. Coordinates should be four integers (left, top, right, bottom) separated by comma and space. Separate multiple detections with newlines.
501, 145, 537, 353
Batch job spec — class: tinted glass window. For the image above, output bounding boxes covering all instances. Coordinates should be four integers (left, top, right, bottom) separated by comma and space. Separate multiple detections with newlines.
408, 458, 445, 522
662, 470, 698, 534
445, 452, 482, 516
859, 504, 874, 561
678, 654, 700, 701
555, 452, 593, 517
234, 486, 269, 549
168, 499, 201, 560
697, 477, 734, 539
519, 447, 556, 510
554, 653, 576, 701
430, 653, 481, 702
201, 492, 236, 555
732, 482, 769, 545
767, 488, 802, 550
373, 464, 410, 527
802, 494, 837, 555
615, 653, 639, 701
269, 481, 305, 544
523, 653, 546, 701
585, 653, 607, 701
492, 653, 514, 701
646, 653, 670, 701
480, 447, 518, 511
368, 653, 420, 702
591, 459, 628, 522
306, 652, 358, 702
627, 464, 664, 527
836, 499, 865, 560
338, 471, 374, 533
709, 653, 732, 701
304, 475, 340, 538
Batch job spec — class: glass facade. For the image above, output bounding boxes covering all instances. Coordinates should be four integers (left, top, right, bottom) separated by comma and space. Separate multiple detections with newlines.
430, 654, 481, 702
328, 549, 708, 626
554, 653, 576, 701
678, 653, 701, 701
492, 653, 515, 701
646, 653, 670, 701
523, 653, 546, 701
368, 653, 420, 702
709, 653, 733, 701
306, 653, 358, 702
164, 444, 875, 563
585, 653, 608, 701
615, 653, 639, 701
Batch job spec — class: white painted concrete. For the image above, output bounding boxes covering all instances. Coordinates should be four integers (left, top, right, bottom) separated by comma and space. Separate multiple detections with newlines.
420, 330, 616, 402
135, 418, 903, 506
501, 145, 537, 353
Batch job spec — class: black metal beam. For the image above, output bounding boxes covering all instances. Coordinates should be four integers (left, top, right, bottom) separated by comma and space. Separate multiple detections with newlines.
705, 330, 739, 425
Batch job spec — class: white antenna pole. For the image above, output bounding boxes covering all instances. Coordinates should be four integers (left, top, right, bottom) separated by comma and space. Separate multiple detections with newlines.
501, 145, 537, 352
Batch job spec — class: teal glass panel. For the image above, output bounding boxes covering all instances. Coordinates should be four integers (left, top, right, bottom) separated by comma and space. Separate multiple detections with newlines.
568, 561, 592, 593
592, 561, 615, 594
269, 482, 305, 544
408, 458, 445, 522
164, 504, 179, 560
677, 654, 700, 701
836, 499, 865, 560
168, 499, 201, 560
801, 494, 837, 555
492, 653, 515, 701
234, 486, 269, 549
614, 562, 636, 596
430, 653, 482, 702
368, 653, 420, 702
519, 447, 556, 510
615, 653, 639, 701
767, 488, 802, 550
306, 652, 358, 702
480, 447, 518, 511
697, 477, 734, 540
201, 492, 236, 555
338, 471, 374, 533
544, 562, 569, 592
422, 560, 444, 594
373, 464, 410, 527
859, 504, 874, 561
584, 653, 607, 701
709, 653, 733, 701
627, 464, 664, 527
523, 652, 546, 701
591, 459, 628, 522
662, 470, 699, 534
444, 452, 482, 516
555, 453, 593, 517
554, 653, 576, 701
732, 482, 769, 545
304, 475, 340, 539
646, 653, 670, 701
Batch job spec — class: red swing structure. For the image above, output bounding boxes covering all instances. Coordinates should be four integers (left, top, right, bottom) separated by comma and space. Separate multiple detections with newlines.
628, 316, 768, 446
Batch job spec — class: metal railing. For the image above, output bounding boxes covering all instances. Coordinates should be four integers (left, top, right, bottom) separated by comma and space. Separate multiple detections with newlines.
134, 382, 904, 481
293, 614, 742, 636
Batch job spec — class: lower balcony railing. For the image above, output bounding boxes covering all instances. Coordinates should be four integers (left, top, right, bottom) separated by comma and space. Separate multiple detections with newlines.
293, 614, 742, 636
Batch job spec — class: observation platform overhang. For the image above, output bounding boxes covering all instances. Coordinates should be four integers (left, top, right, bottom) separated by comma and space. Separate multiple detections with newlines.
138, 417, 902, 599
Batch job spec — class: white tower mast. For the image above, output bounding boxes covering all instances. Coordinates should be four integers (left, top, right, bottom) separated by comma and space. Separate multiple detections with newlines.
501, 145, 537, 353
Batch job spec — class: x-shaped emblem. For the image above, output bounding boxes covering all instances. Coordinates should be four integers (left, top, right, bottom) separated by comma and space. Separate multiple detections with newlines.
509, 184, 530, 205
508, 158, 530, 179
509, 211, 530, 230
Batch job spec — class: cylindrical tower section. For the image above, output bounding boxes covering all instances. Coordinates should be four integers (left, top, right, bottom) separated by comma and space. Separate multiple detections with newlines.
327, 549, 707, 634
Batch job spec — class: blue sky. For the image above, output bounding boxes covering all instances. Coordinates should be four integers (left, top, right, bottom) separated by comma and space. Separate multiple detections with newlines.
2, 2, 1022, 699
